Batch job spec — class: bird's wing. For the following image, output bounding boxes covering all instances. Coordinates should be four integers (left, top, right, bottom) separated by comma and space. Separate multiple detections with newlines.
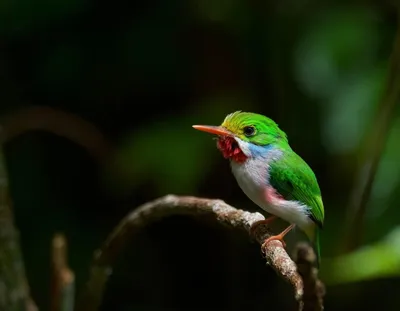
269, 151, 324, 228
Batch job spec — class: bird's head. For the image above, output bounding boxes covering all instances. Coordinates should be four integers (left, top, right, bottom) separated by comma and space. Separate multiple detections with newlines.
193, 111, 288, 163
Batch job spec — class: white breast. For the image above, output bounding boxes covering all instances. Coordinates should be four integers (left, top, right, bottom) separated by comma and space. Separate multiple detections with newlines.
230, 155, 276, 213
230, 139, 313, 231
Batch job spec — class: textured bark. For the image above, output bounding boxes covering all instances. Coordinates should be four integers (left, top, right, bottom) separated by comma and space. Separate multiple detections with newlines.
0, 105, 106, 311
77, 195, 325, 311
0, 106, 112, 165
295, 243, 325, 311
0, 150, 36, 311
0, 105, 111, 311
51, 234, 75, 311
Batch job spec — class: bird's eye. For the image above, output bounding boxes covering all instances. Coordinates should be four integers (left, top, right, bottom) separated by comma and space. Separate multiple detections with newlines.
243, 126, 256, 136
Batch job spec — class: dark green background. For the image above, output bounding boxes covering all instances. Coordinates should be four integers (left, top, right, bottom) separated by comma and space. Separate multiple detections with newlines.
1, 0, 400, 310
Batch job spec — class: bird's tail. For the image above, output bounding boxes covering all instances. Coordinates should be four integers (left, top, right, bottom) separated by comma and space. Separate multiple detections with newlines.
305, 225, 321, 267
314, 228, 321, 267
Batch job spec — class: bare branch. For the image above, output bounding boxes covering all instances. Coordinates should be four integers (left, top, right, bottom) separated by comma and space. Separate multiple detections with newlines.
0, 106, 112, 308
76, 195, 318, 311
0, 149, 38, 311
0, 106, 112, 165
51, 234, 75, 311
295, 243, 325, 311
344, 6, 400, 251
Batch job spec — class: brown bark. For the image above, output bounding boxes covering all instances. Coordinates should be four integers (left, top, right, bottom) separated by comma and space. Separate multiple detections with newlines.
77, 195, 325, 311
0, 150, 37, 311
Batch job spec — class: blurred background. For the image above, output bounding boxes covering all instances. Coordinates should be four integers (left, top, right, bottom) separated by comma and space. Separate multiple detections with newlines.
1, 0, 400, 310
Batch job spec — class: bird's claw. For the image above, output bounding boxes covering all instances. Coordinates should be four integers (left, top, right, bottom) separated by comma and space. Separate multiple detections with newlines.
249, 216, 277, 239
261, 235, 286, 253
260, 223, 295, 253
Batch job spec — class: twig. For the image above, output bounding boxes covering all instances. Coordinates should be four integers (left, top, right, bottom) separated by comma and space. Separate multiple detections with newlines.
0, 106, 112, 165
0, 106, 108, 311
51, 234, 75, 311
344, 6, 400, 251
294, 243, 325, 311
26, 298, 39, 311
76, 195, 321, 311
0, 149, 39, 311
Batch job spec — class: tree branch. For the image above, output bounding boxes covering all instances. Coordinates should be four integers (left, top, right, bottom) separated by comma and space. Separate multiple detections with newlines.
295, 243, 325, 311
344, 6, 400, 252
0, 106, 112, 165
0, 106, 111, 311
76, 195, 325, 311
50, 234, 75, 311
0, 149, 38, 311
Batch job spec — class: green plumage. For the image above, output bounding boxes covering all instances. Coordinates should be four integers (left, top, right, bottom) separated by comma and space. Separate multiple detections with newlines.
269, 152, 325, 228
269, 151, 324, 263
194, 111, 325, 265
222, 111, 288, 145
224, 111, 325, 264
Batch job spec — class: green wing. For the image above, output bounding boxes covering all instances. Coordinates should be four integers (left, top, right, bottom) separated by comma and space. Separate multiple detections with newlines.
269, 151, 324, 228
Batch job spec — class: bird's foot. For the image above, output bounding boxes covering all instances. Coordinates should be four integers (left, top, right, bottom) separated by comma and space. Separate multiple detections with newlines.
261, 224, 296, 252
262, 234, 287, 249
249, 216, 277, 238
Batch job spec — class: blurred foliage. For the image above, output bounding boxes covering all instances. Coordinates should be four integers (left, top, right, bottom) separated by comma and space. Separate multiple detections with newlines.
321, 226, 400, 285
294, 7, 386, 154
0, 0, 85, 35
107, 93, 257, 195
1, 0, 400, 311
368, 118, 400, 219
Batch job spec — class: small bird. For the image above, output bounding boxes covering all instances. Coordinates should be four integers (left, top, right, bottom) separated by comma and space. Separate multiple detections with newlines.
193, 111, 324, 264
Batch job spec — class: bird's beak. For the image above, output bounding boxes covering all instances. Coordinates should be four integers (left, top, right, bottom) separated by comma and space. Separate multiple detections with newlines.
192, 125, 232, 136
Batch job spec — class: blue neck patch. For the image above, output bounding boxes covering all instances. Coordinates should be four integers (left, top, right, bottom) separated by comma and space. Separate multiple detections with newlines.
248, 143, 275, 158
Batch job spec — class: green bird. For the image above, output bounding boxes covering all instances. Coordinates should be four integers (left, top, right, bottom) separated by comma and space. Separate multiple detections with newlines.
193, 111, 324, 264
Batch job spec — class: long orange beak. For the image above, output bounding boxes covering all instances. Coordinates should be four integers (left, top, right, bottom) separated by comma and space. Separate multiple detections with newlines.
192, 125, 232, 136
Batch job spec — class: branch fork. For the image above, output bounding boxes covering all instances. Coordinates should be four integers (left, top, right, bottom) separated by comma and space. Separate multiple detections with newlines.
77, 195, 325, 311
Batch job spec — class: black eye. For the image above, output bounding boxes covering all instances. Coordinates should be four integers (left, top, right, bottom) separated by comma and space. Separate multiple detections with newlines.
243, 126, 256, 136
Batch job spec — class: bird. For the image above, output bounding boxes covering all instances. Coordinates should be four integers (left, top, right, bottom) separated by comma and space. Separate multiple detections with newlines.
192, 111, 324, 265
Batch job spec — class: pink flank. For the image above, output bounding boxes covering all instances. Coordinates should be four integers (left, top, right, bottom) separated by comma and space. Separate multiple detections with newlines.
265, 187, 285, 205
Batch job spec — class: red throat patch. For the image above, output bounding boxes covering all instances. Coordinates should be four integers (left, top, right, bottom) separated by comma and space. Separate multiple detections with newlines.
216, 136, 248, 163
